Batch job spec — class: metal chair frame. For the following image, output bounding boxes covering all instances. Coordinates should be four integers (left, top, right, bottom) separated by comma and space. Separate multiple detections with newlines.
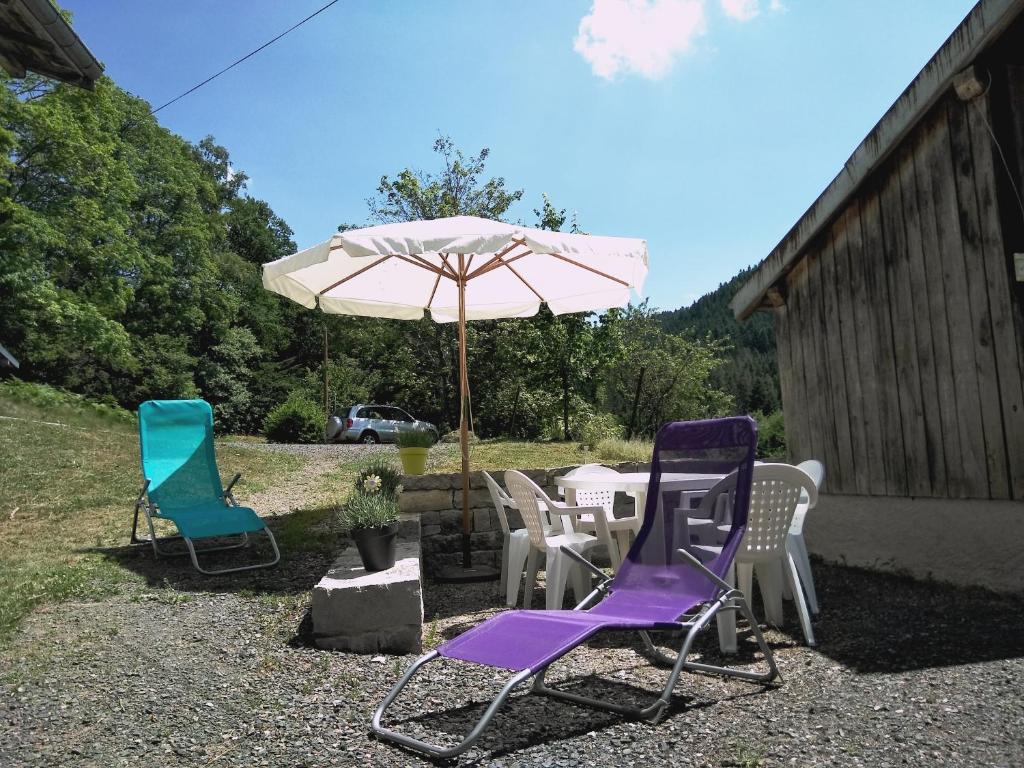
130, 474, 280, 575
370, 546, 780, 759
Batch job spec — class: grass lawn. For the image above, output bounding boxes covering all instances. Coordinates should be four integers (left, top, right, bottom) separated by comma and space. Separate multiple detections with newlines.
0, 394, 304, 642
325, 438, 654, 480
0, 382, 653, 643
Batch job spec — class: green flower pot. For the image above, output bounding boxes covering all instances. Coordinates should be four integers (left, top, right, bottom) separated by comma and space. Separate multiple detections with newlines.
398, 447, 429, 475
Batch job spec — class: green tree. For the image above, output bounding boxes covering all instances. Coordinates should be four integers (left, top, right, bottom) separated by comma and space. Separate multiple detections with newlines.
340, 136, 526, 432
198, 326, 263, 433
368, 135, 523, 223
599, 303, 733, 437
0, 73, 301, 420
531, 194, 595, 440
658, 267, 780, 414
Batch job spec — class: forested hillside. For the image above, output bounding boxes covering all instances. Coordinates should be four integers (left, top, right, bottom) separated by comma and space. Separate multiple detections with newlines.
0, 72, 745, 441
658, 269, 781, 416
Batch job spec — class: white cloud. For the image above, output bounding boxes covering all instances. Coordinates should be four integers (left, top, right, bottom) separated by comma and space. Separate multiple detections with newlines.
574, 0, 707, 81
719, 0, 759, 21
574, 0, 783, 80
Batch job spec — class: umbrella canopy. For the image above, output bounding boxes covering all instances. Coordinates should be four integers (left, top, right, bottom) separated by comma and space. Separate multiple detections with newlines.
263, 216, 647, 322
262, 215, 648, 576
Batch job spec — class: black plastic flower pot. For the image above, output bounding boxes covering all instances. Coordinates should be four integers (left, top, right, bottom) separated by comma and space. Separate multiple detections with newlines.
351, 523, 399, 571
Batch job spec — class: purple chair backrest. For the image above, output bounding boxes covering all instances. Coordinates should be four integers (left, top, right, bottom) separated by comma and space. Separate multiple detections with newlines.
607, 416, 757, 607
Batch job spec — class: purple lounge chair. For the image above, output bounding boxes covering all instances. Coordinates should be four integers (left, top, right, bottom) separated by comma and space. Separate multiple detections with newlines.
371, 416, 780, 758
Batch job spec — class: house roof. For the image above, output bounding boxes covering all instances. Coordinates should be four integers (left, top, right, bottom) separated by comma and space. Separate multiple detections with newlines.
0, 0, 103, 89
731, 0, 1024, 320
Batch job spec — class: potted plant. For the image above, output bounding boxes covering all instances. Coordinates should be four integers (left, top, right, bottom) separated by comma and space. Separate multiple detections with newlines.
396, 427, 433, 475
344, 491, 400, 571
344, 457, 404, 571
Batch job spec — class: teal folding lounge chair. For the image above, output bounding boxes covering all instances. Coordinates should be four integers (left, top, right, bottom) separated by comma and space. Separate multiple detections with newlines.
132, 399, 280, 574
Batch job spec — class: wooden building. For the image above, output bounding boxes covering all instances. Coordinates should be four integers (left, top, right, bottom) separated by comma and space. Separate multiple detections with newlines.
733, 0, 1024, 590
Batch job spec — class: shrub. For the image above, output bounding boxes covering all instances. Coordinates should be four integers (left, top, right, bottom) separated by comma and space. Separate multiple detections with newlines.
396, 428, 435, 448
753, 410, 787, 459
355, 456, 404, 498
595, 437, 654, 463
263, 393, 325, 444
577, 411, 622, 449
342, 491, 399, 531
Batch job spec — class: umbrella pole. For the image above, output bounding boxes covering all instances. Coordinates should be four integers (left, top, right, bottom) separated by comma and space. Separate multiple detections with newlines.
457, 265, 472, 567
435, 254, 497, 583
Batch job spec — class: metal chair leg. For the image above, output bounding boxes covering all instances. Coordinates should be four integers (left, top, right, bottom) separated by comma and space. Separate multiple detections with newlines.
371, 651, 534, 759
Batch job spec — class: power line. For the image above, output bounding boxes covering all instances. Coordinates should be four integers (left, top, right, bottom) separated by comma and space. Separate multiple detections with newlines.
151, 0, 341, 115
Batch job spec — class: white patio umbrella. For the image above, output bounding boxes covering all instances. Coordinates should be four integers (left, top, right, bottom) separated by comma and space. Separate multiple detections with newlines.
263, 215, 648, 579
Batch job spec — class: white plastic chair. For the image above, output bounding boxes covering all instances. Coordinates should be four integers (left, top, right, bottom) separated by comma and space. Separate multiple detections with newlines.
557, 464, 640, 570
482, 471, 553, 607
734, 464, 819, 645
687, 464, 818, 647
784, 459, 825, 615
504, 470, 604, 610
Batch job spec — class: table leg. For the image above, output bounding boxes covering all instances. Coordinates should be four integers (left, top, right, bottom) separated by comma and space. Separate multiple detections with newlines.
632, 489, 646, 524
716, 563, 738, 654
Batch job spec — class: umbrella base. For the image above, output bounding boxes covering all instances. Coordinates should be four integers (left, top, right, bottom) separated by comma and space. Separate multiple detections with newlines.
434, 564, 499, 583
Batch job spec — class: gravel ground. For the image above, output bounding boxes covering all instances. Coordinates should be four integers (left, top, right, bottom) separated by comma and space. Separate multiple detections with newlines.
2, 446, 1023, 766
2, 561, 1022, 767
223, 441, 397, 461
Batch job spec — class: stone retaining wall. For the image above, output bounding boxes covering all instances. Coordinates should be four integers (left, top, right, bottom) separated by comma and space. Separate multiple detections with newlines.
399, 463, 650, 576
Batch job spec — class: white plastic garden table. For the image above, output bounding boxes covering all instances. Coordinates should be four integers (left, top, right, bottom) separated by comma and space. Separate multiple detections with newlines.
556, 471, 724, 527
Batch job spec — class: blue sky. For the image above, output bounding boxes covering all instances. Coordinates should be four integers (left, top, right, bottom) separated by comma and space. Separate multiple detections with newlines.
67, 0, 976, 311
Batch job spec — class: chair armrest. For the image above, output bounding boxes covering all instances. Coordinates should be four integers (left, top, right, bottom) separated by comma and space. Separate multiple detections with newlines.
555, 504, 604, 518
554, 504, 607, 535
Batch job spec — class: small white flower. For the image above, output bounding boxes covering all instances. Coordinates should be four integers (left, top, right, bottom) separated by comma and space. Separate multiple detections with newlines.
363, 474, 382, 493
395, 484, 404, 496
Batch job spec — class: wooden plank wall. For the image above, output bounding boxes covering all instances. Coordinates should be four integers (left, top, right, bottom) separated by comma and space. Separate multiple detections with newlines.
775, 88, 1024, 500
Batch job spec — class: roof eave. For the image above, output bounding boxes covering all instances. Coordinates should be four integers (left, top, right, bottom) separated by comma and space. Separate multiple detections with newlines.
0, 0, 103, 90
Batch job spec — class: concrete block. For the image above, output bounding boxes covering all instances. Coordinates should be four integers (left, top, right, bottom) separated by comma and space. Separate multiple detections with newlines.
425, 532, 463, 553
401, 473, 455, 491
505, 509, 524, 530
489, 509, 504, 532
399, 489, 452, 514
419, 509, 441, 526
473, 507, 492, 533
312, 538, 423, 655
463, 488, 492, 509
422, 524, 441, 537
438, 509, 462, 532
470, 530, 501, 549
397, 514, 420, 540
523, 469, 548, 485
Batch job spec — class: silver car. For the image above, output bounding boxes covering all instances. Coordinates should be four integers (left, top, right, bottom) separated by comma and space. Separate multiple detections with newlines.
327, 404, 438, 444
